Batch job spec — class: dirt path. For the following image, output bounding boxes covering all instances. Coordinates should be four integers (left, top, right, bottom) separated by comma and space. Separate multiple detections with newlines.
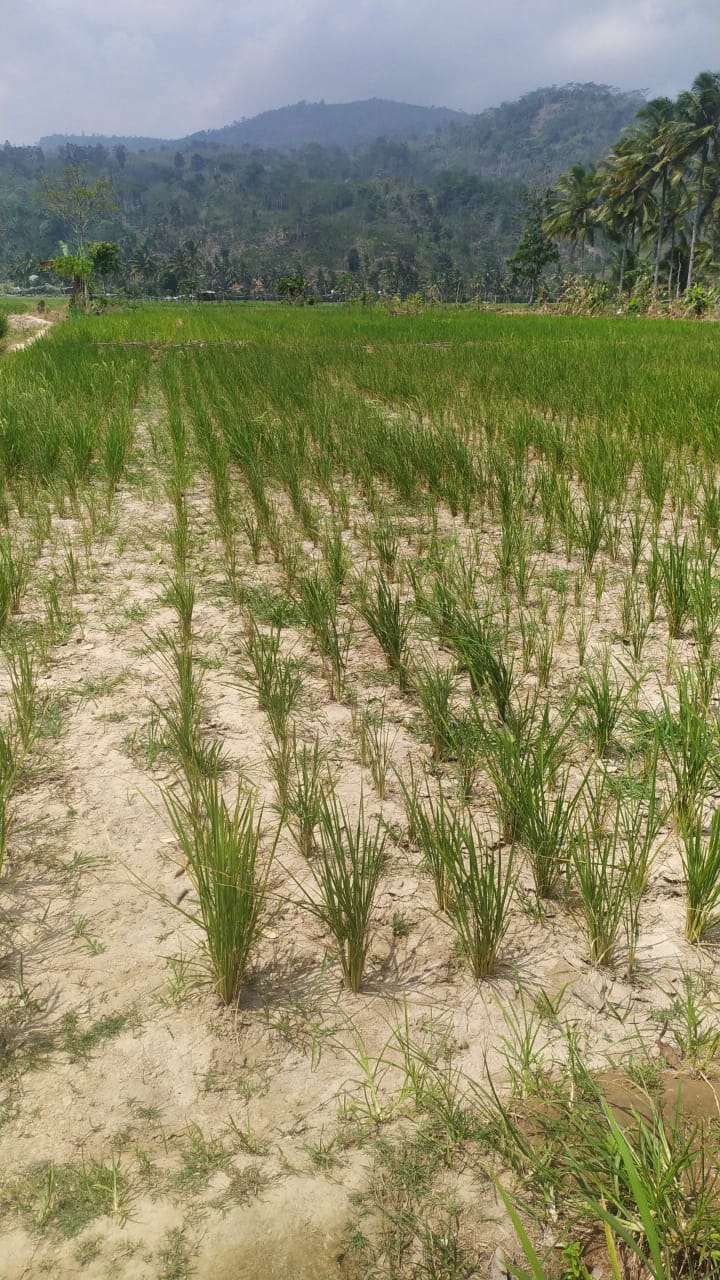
4, 312, 54, 353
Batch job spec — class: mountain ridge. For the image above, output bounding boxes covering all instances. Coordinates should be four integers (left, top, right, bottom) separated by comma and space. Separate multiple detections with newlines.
37, 97, 467, 154
35, 83, 641, 160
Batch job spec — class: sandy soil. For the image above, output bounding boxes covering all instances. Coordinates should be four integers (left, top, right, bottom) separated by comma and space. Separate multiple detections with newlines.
0, 391, 717, 1278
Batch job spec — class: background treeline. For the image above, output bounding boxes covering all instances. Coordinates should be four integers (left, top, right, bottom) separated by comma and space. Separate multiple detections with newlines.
1, 77, 717, 305
538, 70, 720, 312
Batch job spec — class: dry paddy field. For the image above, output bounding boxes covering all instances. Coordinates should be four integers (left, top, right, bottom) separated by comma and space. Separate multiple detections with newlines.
1, 302, 720, 1279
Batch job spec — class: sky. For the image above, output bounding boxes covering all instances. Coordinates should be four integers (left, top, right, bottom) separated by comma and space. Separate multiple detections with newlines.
1, 0, 717, 145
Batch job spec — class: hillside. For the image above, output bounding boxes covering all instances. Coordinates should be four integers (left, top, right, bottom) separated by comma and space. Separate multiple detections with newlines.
6, 83, 646, 300
38, 99, 466, 155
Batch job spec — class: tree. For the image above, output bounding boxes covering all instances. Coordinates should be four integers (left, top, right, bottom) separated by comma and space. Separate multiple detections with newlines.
47, 239, 120, 306
629, 97, 680, 296
507, 192, 559, 301
42, 164, 116, 253
674, 71, 720, 289
276, 274, 307, 304
544, 163, 600, 272
89, 240, 121, 293
128, 242, 159, 291
48, 244, 94, 308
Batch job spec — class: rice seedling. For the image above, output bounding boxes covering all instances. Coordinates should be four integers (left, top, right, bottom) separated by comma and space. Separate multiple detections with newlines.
641, 438, 671, 522
61, 539, 80, 594
0, 536, 29, 630
620, 577, 650, 662
617, 740, 665, 898
433, 802, 515, 979
645, 542, 661, 623
694, 652, 720, 712
239, 510, 263, 564
536, 631, 554, 690
576, 647, 635, 758
103, 408, 133, 500
152, 628, 221, 781
519, 612, 539, 673
680, 810, 720, 943
0, 720, 21, 876
627, 503, 648, 574
42, 575, 73, 643
400, 782, 454, 912
161, 772, 273, 1004
303, 792, 387, 992
659, 669, 720, 826
657, 536, 692, 637
169, 498, 189, 577
368, 514, 400, 581
299, 567, 352, 699
358, 571, 412, 693
6, 639, 43, 753
239, 620, 304, 740
357, 702, 396, 800
321, 523, 349, 593
573, 494, 607, 571
573, 605, 588, 667
448, 601, 515, 724
163, 573, 195, 652
522, 764, 588, 902
593, 561, 607, 620
689, 550, 720, 659
285, 733, 329, 858
571, 800, 633, 968
411, 659, 458, 762
554, 578, 569, 641
699, 471, 720, 547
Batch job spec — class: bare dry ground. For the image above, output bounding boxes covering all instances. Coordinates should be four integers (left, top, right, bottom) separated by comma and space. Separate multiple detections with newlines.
0, 345, 718, 1280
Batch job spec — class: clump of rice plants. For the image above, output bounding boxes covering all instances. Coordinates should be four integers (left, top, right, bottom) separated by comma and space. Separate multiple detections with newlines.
571, 791, 634, 968
411, 659, 458, 762
437, 803, 515, 979
285, 733, 329, 859
302, 792, 387, 992
298, 566, 352, 699
576, 647, 635, 758
161, 772, 273, 1005
6, 638, 44, 753
680, 810, 720, 943
359, 571, 412, 693
357, 701, 396, 800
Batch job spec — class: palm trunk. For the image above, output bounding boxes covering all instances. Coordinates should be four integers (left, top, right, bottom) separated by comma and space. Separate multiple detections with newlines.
618, 229, 628, 297
686, 140, 708, 291
652, 166, 668, 298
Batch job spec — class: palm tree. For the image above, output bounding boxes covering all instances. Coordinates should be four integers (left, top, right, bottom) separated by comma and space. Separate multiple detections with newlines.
673, 71, 720, 290
544, 163, 601, 273
632, 97, 681, 296
596, 137, 656, 296
129, 242, 158, 290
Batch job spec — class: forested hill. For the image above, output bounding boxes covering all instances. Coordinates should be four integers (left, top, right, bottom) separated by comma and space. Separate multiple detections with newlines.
4, 83, 645, 298
421, 83, 646, 183
35, 85, 639, 168
38, 99, 466, 154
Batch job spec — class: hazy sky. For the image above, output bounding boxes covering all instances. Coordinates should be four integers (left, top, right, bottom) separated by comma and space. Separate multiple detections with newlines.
1, 0, 716, 144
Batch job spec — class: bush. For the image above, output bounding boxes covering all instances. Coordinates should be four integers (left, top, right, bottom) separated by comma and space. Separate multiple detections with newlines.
0, 314, 8, 342
681, 284, 716, 317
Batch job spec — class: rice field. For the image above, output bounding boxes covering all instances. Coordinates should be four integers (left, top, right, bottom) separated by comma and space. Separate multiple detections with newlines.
1, 302, 720, 1278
